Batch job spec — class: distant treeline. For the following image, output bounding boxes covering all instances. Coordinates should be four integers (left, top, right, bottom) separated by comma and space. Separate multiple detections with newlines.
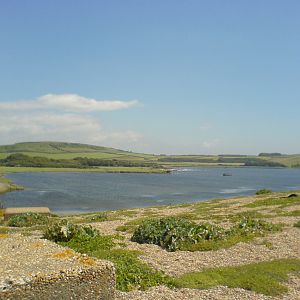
158, 156, 285, 167
258, 153, 283, 157
0, 153, 161, 169
218, 157, 285, 167
158, 157, 217, 163
292, 164, 300, 168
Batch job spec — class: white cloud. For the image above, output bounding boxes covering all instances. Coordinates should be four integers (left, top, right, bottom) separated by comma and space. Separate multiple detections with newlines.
0, 93, 142, 147
202, 139, 220, 149
0, 94, 139, 112
0, 112, 143, 146
199, 123, 212, 132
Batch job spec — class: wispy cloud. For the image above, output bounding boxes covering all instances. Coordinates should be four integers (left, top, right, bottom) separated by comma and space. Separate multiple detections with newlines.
0, 94, 142, 147
0, 94, 139, 112
0, 112, 143, 146
199, 123, 212, 132
202, 139, 220, 149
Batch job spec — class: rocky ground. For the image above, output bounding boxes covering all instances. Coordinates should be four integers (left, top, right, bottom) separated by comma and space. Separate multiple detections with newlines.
91, 192, 300, 299
1, 191, 300, 299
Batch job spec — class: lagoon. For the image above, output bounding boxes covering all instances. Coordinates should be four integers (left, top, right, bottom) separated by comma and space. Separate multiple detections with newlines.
1, 167, 300, 214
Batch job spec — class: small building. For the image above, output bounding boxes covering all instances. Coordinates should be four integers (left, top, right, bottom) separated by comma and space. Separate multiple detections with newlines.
3, 207, 51, 221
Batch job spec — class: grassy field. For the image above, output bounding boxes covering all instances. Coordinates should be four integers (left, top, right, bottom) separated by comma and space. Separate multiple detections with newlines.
0, 142, 299, 169
0, 174, 23, 193
0, 166, 167, 174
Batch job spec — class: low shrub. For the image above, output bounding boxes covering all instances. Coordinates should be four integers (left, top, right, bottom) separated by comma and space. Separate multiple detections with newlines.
234, 216, 280, 235
256, 189, 272, 195
7, 213, 48, 227
131, 217, 225, 251
43, 221, 98, 242
294, 221, 300, 228
131, 216, 280, 252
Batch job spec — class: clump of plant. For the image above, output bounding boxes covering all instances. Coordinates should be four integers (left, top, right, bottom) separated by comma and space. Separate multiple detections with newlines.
86, 212, 108, 222
294, 221, 300, 228
7, 213, 49, 227
233, 216, 280, 235
171, 259, 300, 296
256, 189, 272, 195
131, 217, 225, 251
43, 220, 98, 242
131, 216, 280, 252
44, 221, 170, 291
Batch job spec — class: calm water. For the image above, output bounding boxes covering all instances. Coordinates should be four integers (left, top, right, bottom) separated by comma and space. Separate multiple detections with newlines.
1, 167, 300, 214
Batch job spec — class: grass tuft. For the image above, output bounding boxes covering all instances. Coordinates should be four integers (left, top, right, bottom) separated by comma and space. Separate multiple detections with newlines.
245, 196, 300, 208
172, 259, 300, 296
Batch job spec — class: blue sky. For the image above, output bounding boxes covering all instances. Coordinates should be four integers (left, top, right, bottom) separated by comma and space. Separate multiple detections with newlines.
0, 0, 299, 154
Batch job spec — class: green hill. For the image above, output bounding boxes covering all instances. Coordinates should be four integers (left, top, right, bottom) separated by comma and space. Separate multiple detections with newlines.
0, 142, 155, 161
0, 141, 128, 154
0, 142, 299, 168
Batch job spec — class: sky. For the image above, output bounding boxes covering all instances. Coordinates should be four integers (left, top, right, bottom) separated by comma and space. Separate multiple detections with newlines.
0, 0, 299, 155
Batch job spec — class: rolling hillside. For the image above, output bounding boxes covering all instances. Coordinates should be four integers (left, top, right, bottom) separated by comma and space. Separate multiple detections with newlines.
0, 142, 156, 161
0, 142, 299, 168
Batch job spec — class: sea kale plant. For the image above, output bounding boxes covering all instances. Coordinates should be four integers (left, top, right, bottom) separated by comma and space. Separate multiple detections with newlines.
131, 216, 280, 252
43, 220, 98, 242
131, 217, 225, 251
7, 212, 49, 227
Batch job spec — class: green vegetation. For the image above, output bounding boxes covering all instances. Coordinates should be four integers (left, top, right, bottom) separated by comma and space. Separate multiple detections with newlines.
158, 157, 218, 163
2, 190, 298, 295
43, 220, 98, 242
0, 174, 23, 193
0, 142, 299, 170
171, 259, 300, 296
294, 221, 300, 228
43, 222, 170, 291
0, 141, 131, 155
116, 218, 151, 233
0, 153, 162, 169
7, 213, 49, 227
246, 196, 300, 208
158, 156, 286, 167
280, 210, 300, 217
256, 188, 272, 195
258, 152, 283, 157
0, 166, 166, 174
83, 212, 109, 223
131, 216, 280, 252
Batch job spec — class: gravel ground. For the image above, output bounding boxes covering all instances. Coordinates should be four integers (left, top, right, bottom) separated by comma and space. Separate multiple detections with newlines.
1, 192, 299, 299
115, 285, 273, 300
115, 276, 300, 300
123, 227, 300, 276
0, 234, 115, 299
